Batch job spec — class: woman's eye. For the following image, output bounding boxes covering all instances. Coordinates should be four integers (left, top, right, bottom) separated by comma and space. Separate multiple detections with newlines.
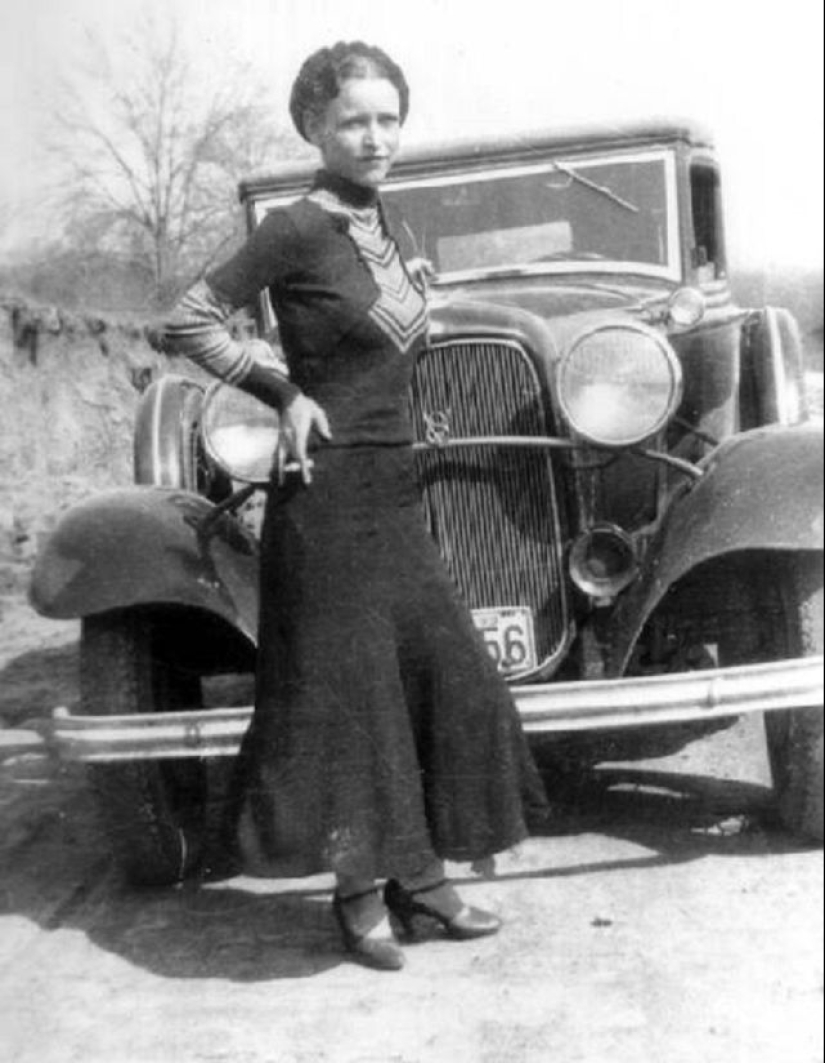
338, 115, 398, 132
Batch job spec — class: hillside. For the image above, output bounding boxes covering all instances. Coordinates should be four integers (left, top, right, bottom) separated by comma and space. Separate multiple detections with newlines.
0, 301, 164, 603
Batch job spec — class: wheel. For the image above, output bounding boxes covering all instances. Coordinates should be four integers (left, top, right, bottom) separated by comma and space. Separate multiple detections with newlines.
763, 555, 823, 842
80, 610, 208, 885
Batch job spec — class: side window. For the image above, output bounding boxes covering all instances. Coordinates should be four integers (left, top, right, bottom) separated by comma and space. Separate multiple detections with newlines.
689, 162, 727, 282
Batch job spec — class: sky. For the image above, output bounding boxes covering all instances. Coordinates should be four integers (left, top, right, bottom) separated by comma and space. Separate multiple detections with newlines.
0, 0, 822, 268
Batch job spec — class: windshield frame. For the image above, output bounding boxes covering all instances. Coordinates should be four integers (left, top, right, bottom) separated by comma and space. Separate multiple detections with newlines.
379, 147, 681, 286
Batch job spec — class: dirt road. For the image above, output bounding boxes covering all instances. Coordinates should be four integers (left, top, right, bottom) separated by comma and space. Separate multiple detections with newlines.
0, 608, 822, 1063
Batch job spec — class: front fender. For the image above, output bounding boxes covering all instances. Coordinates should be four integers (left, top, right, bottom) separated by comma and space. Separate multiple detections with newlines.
611, 421, 823, 671
29, 487, 260, 642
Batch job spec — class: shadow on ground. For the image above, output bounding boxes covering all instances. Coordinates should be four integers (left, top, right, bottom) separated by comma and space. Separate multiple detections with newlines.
1, 734, 813, 984
0, 628, 816, 981
527, 761, 793, 864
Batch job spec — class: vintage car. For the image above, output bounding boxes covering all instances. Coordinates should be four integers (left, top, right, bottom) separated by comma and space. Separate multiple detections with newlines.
28, 119, 823, 886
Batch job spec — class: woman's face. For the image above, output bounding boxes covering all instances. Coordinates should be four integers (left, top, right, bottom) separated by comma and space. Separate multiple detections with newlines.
307, 76, 401, 188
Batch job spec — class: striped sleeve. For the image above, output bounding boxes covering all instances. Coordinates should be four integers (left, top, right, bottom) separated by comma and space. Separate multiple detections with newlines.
164, 279, 259, 384
163, 207, 299, 391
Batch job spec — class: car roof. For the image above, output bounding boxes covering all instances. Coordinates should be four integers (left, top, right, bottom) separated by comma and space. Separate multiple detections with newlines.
239, 116, 715, 202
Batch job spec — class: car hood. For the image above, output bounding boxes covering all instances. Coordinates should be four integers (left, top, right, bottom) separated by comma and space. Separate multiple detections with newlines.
428, 276, 672, 366
436, 275, 666, 318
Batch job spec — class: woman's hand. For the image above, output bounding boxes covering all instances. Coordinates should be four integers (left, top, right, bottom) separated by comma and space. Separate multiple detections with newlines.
278, 394, 332, 485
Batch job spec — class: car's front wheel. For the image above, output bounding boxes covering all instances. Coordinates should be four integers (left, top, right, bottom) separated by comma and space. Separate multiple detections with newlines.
80, 610, 208, 885
763, 555, 823, 842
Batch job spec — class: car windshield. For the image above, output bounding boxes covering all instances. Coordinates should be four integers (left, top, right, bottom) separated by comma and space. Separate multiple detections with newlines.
381, 148, 678, 281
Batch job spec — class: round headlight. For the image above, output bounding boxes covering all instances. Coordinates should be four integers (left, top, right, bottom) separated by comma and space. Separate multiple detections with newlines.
557, 324, 682, 446
201, 384, 281, 483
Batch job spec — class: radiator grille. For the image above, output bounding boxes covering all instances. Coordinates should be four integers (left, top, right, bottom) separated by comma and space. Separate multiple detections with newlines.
411, 338, 569, 672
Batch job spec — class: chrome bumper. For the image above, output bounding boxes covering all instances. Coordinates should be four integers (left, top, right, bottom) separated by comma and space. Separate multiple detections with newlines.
4, 656, 820, 764
516, 655, 823, 733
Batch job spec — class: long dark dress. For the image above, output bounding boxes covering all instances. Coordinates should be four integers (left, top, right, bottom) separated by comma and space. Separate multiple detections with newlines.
206, 171, 546, 880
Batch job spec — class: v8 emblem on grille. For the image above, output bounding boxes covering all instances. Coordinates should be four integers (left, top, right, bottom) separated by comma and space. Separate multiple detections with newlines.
423, 409, 452, 446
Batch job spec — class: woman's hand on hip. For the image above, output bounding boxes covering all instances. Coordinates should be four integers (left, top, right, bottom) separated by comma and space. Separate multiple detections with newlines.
278, 394, 331, 485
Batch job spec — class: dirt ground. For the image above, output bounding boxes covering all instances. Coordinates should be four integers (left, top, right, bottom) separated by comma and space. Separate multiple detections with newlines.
0, 599, 822, 1063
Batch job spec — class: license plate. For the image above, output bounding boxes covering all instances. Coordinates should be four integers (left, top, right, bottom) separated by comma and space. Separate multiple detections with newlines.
472, 606, 537, 676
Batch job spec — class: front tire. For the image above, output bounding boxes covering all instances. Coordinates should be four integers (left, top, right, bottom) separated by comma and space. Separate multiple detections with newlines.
81, 610, 208, 885
763, 555, 824, 841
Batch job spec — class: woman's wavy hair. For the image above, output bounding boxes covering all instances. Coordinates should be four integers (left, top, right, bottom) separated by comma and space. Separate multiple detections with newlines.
289, 41, 409, 141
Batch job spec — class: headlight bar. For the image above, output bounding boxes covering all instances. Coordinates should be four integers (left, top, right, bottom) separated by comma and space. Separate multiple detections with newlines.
411, 436, 702, 480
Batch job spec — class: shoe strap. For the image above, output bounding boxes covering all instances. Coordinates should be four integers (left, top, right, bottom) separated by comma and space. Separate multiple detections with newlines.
406, 878, 449, 897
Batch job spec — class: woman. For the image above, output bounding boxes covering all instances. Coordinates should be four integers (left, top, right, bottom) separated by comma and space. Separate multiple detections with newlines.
165, 41, 546, 971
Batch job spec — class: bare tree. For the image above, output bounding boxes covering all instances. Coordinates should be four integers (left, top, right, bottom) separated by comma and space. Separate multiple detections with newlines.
48, 13, 310, 309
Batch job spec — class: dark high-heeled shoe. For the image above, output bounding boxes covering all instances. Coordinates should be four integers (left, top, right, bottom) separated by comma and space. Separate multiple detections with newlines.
384, 878, 502, 941
332, 887, 405, 971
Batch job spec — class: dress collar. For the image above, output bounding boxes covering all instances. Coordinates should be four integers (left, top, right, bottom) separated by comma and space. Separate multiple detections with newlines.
310, 169, 379, 209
